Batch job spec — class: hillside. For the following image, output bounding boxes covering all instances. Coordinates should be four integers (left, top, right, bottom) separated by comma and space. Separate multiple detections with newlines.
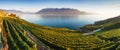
2, 17, 120, 50
36, 8, 89, 15
1, 10, 120, 50
80, 15, 120, 32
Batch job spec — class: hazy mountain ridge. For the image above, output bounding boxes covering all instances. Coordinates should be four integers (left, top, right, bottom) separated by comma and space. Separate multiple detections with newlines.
36, 8, 90, 15
2, 9, 34, 14
1, 8, 90, 15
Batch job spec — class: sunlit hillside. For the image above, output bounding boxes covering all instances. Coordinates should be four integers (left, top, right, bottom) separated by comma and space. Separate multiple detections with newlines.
0, 9, 120, 50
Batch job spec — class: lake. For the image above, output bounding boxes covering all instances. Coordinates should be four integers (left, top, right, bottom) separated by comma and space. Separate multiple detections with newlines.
17, 13, 116, 30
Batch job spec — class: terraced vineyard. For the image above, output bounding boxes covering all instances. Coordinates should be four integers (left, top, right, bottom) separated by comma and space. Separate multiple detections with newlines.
2, 17, 37, 50
1, 10, 120, 50
0, 16, 120, 50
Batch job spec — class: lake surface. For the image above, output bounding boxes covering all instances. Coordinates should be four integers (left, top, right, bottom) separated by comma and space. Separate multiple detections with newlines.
17, 13, 116, 30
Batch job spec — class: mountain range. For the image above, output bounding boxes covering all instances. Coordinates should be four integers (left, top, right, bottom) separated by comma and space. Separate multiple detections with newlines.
2, 9, 34, 14
36, 8, 90, 15
2, 8, 90, 15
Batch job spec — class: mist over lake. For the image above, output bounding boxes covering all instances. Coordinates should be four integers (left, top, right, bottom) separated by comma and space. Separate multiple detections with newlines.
17, 13, 116, 29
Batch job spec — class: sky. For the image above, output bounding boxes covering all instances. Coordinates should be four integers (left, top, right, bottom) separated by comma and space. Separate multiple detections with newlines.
0, 0, 120, 15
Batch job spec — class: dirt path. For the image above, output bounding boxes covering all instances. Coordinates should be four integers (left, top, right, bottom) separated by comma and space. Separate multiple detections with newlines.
1, 21, 9, 50
0, 19, 2, 43
0, 27, 1, 43
83, 28, 102, 35
0, 19, 3, 49
26, 31, 49, 50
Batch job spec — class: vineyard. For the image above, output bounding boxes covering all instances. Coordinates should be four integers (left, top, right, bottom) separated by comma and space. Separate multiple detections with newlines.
0, 16, 120, 50
2, 17, 37, 50
0, 10, 120, 50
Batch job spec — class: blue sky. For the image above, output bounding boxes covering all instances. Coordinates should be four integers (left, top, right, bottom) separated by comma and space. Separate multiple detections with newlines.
0, 0, 120, 15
